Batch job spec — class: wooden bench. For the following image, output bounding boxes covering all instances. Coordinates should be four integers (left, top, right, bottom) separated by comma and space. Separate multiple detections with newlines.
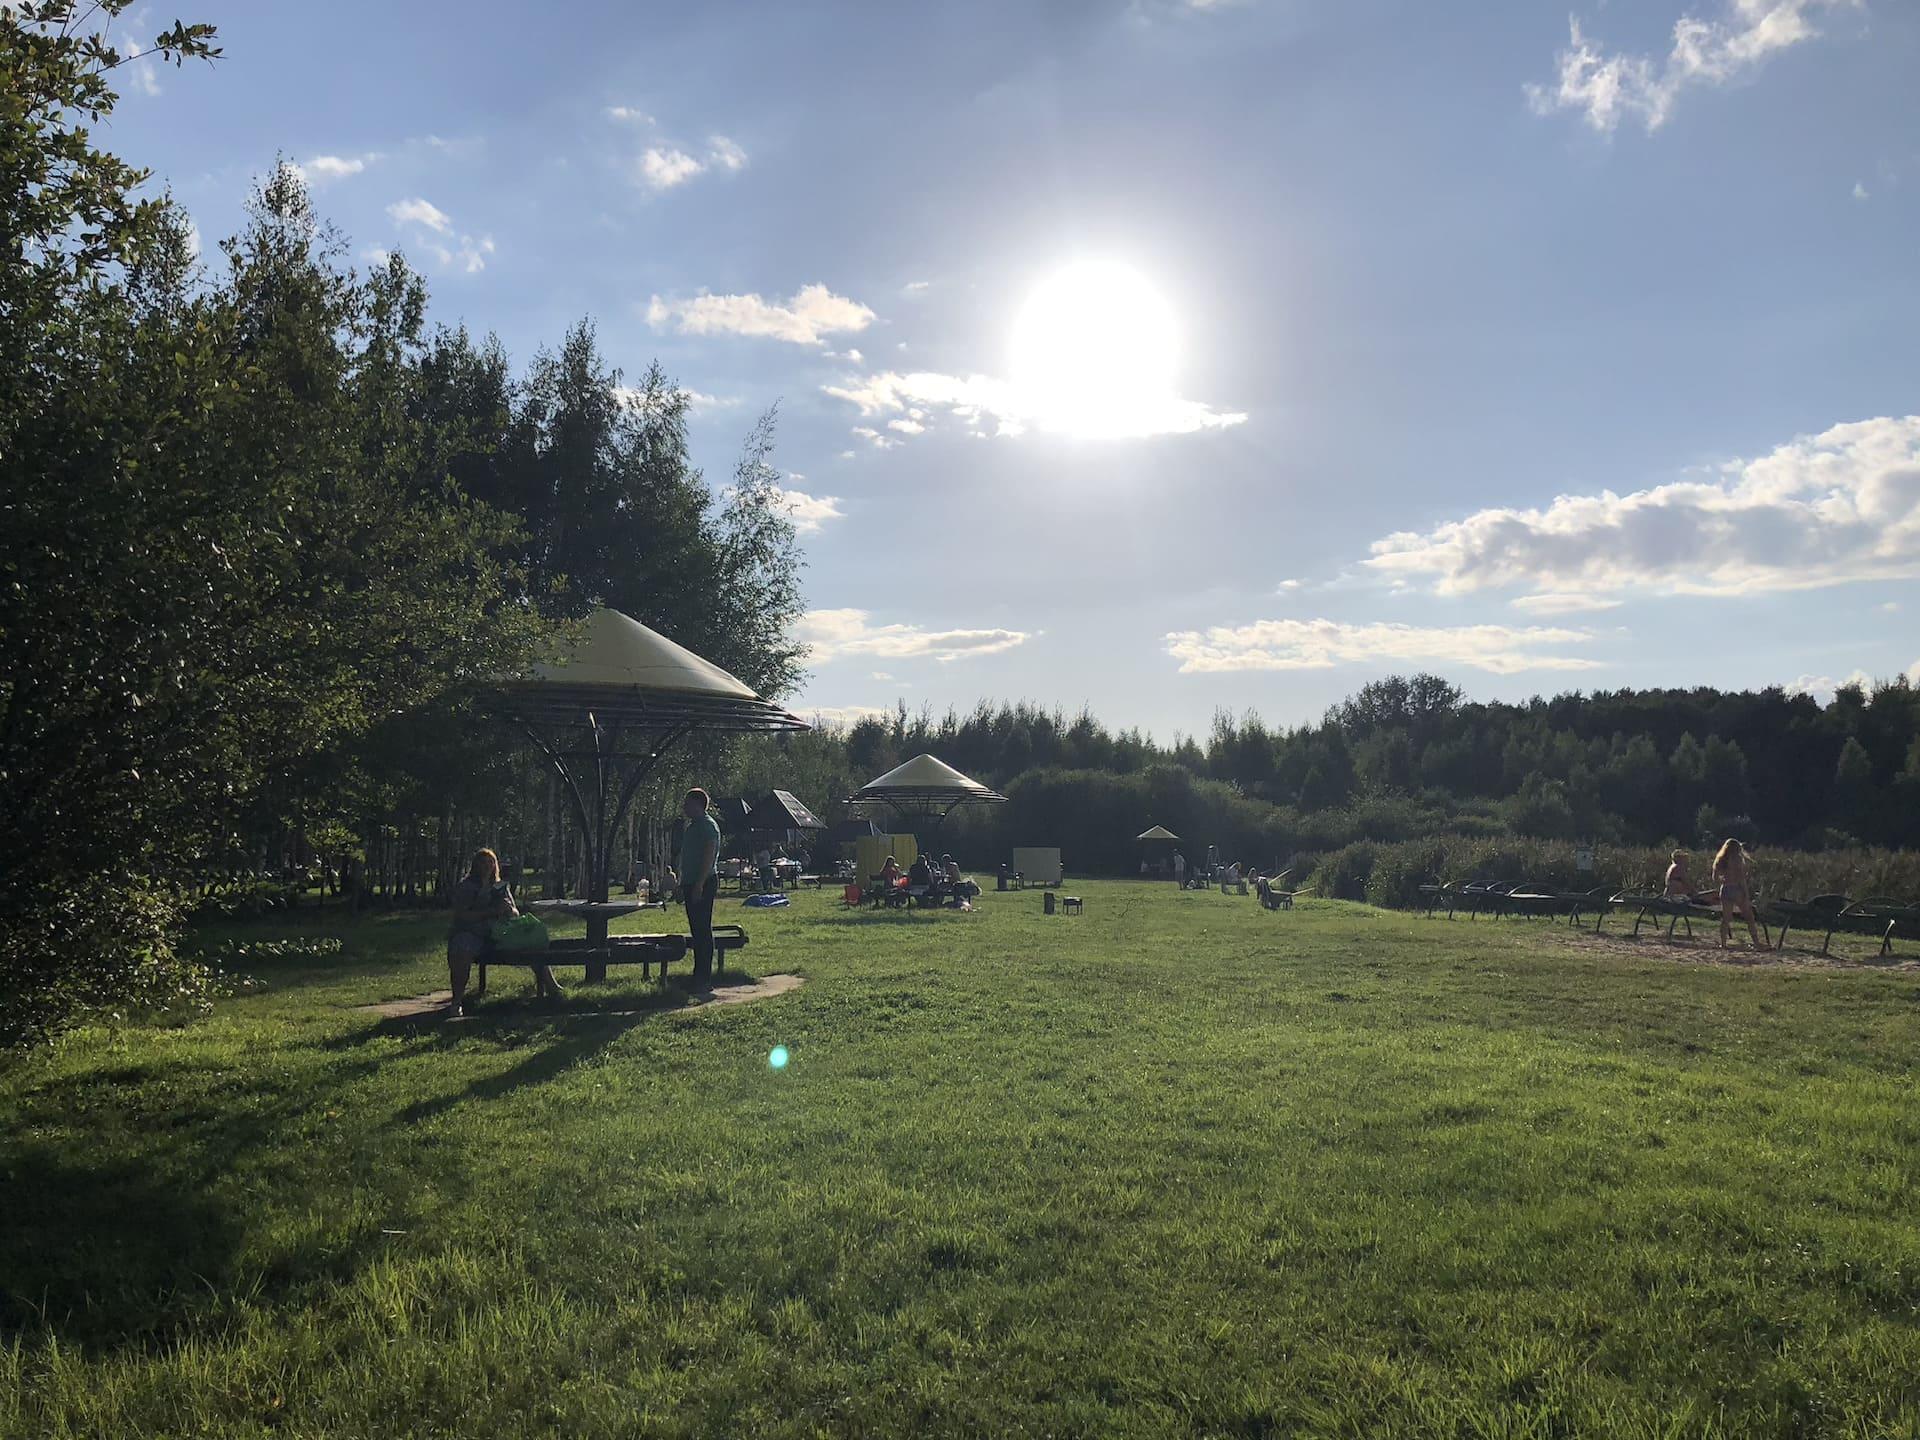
476, 924, 748, 990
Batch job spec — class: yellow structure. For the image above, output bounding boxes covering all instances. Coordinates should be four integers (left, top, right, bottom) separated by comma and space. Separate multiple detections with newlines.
853, 834, 918, 882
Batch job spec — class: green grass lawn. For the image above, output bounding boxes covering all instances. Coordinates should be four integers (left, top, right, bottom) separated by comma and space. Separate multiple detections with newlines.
4, 883, 1919, 1438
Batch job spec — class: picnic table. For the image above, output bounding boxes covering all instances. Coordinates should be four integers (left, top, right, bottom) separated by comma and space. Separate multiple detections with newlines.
509, 899, 748, 983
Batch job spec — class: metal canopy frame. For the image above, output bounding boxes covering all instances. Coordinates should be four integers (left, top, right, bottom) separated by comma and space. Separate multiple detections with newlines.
845, 786, 1007, 838
489, 681, 806, 980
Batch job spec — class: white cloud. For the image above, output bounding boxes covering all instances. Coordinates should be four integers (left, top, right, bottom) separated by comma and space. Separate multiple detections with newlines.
885, 418, 925, 435
640, 147, 705, 190
850, 426, 899, 450
801, 704, 895, 728
775, 488, 845, 534
1509, 592, 1625, 616
1529, 1, 1858, 134
902, 280, 931, 294
632, 135, 748, 191
1853, 181, 1870, 201
824, 369, 1243, 443
1368, 416, 1920, 602
426, 234, 494, 274
606, 105, 654, 123
613, 385, 737, 416
1785, 669, 1876, 704
384, 197, 491, 273
871, 672, 894, 681
124, 38, 162, 97
824, 348, 864, 363
387, 197, 452, 233
298, 153, 377, 185
360, 246, 391, 267
1275, 579, 1303, 592
799, 608, 1031, 664
649, 284, 875, 345
1164, 619, 1601, 675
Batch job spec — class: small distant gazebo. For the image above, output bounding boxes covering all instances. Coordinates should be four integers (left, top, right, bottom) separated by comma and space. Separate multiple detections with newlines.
1137, 825, 1180, 844
847, 753, 1006, 838
745, 789, 826, 837
491, 607, 807, 977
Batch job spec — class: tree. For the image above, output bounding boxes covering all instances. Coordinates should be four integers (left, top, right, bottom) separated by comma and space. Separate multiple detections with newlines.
0, 28, 551, 1039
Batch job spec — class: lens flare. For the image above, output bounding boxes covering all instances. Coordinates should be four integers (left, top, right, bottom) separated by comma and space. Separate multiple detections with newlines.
768, 1045, 790, 1070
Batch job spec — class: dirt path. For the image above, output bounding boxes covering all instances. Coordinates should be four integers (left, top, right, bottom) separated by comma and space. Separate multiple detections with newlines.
1553, 929, 1919, 972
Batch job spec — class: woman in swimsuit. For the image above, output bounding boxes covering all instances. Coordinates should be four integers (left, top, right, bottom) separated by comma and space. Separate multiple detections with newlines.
1711, 838, 1765, 949
1663, 850, 1693, 900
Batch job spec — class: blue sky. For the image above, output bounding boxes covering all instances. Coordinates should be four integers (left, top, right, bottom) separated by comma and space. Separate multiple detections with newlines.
116, 0, 1918, 739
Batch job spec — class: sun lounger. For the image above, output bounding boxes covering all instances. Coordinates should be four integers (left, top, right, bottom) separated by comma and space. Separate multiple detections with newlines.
1762, 893, 1854, 954
1259, 881, 1314, 911
1502, 884, 1611, 928
1604, 892, 1771, 946
1838, 897, 1920, 957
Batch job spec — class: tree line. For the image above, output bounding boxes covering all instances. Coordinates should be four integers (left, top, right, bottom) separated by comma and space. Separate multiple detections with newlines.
722, 673, 1918, 880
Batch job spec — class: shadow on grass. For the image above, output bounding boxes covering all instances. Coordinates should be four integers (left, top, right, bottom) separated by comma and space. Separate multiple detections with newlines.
0, 1146, 246, 1352
344, 970, 769, 1128
385, 1016, 642, 1127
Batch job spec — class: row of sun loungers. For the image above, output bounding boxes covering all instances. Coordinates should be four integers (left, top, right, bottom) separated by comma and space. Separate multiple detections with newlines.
1417, 878, 1917, 956
1418, 880, 1607, 927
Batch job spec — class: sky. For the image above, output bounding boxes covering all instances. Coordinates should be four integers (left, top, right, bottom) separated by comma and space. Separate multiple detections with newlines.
112, 0, 1919, 740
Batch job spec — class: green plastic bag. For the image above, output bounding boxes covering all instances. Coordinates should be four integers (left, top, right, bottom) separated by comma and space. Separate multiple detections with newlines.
488, 914, 549, 952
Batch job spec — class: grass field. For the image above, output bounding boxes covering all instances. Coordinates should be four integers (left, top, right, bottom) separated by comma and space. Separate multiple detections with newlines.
4, 882, 1919, 1438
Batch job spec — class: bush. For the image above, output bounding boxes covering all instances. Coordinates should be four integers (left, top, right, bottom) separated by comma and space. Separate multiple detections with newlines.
1315, 842, 1379, 900
0, 878, 212, 1047
1304, 834, 1920, 912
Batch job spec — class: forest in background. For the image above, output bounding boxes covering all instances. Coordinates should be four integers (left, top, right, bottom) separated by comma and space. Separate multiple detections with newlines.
715, 671, 1919, 884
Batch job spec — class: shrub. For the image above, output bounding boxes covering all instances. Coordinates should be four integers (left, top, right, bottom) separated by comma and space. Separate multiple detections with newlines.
0, 878, 212, 1047
1307, 834, 1920, 912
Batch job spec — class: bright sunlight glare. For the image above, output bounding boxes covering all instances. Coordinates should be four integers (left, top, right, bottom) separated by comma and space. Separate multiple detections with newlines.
1008, 260, 1181, 440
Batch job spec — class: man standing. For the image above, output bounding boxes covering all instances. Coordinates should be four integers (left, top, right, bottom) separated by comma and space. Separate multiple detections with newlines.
679, 788, 722, 982
1172, 850, 1186, 888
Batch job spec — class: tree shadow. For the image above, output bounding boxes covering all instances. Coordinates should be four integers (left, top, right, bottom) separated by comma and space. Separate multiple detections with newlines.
0, 1146, 246, 1353
361, 969, 769, 1127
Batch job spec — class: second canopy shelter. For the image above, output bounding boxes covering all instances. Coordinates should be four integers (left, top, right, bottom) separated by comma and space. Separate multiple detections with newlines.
846, 754, 1006, 853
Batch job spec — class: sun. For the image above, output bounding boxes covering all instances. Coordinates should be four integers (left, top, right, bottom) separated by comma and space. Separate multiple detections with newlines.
1008, 259, 1180, 439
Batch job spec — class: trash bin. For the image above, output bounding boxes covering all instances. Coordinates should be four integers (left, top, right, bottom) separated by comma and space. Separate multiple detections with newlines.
1043, 890, 1056, 915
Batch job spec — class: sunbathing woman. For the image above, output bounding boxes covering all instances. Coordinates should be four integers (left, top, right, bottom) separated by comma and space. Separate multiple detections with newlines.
1711, 838, 1765, 949
1663, 850, 1694, 900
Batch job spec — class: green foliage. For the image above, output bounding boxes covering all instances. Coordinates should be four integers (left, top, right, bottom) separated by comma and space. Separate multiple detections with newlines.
1317, 833, 1920, 911
0, 877, 205, 1047
1, 13, 807, 1041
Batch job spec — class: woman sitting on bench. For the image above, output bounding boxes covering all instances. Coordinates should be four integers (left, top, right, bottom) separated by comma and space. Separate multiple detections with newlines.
448, 847, 560, 1015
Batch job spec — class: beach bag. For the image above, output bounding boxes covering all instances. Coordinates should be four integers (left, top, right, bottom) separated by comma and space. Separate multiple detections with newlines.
488, 914, 549, 952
